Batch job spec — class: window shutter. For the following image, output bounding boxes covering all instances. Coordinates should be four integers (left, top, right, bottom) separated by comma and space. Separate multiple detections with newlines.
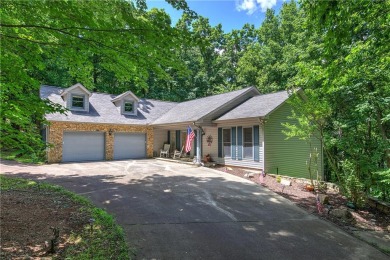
237, 126, 243, 160
167, 131, 171, 144
254, 125, 259, 162
176, 130, 181, 150
194, 130, 197, 156
218, 127, 222, 158
231, 127, 237, 160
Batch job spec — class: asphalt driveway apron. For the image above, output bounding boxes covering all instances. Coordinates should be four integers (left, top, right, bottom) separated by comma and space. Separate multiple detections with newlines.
1, 159, 388, 260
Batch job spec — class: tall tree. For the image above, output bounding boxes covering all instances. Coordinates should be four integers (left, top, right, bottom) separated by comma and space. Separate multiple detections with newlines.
237, 1, 304, 93
292, 0, 390, 203
0, 0, 192, 158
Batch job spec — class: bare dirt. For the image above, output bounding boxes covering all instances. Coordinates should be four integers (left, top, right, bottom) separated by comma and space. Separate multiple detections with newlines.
214, 166, 390, 233
0, 189, 90, 259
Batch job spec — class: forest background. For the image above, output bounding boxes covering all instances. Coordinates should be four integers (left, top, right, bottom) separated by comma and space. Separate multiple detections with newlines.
1, 0, 389, 205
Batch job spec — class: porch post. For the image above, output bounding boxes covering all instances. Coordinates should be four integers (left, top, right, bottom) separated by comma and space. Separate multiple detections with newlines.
196, 128, 201, 164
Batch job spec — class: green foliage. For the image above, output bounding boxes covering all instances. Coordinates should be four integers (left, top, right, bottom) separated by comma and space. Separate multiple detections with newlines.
0, 175, 130, 259
0, 149, 45, 164
237, 1, 303, 92
289, 0, 390, 206
64, 207, 130, 259
339, 160, 365, 207
371, 169, 390, 202
0, 175, 39, 190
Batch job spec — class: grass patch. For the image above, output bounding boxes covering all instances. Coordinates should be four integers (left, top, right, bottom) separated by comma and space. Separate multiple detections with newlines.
0, 150, 45, 164
0, 175, 132, 259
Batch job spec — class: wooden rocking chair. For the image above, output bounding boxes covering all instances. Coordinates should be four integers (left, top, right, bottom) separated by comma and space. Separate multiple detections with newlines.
173, 146, 184, 159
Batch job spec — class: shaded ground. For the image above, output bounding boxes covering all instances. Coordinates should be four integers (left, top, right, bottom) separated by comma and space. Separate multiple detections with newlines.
215, 166, 390, 233
0, 189, 89, 259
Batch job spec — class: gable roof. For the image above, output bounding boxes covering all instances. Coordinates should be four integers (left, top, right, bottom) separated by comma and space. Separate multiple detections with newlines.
214, 90, 290, 122
151, 87, 260, 125
111, 90, 140, 103
41, 86, 177, 125
60, 83, 91, 97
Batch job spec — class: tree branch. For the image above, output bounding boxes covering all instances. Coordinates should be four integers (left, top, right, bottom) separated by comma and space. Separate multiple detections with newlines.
0, 23, 162, 34
0, 34, 66, 46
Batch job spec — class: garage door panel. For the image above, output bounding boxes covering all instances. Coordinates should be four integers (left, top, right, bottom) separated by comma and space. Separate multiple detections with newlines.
114, 133, 146, 160
63, 132, 105, 162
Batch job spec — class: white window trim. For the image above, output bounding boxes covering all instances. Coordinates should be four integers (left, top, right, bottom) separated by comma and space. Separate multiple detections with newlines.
243, 126, 254, 159
70, 94, 86, 111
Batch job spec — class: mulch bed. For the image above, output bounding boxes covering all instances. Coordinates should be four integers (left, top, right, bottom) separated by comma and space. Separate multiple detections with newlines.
214, 166, 390, 233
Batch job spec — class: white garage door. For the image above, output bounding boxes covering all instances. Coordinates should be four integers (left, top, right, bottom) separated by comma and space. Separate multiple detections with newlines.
63, 132, 105, 162
114, 133, 146, 160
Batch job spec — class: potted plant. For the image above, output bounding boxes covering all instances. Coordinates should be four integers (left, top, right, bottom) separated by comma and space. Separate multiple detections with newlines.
204, 154, 211, 163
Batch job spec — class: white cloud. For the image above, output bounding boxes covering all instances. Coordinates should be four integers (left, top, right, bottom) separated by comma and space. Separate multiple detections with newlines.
236, 0, 277, 14
257, 0, 277, 12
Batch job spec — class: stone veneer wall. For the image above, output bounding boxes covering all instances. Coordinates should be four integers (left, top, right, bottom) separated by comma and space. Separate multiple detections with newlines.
47, 121, 153, 163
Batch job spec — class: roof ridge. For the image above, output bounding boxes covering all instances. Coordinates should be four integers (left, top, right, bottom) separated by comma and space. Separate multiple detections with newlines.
178, 86, 255, 105
257, 89, 288, 96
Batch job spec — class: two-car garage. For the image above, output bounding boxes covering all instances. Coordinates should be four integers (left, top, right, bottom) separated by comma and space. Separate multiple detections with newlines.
62, 131, 146, 162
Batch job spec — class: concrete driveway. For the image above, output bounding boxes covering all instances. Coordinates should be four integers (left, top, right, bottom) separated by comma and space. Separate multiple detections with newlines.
1, 159, 388, 260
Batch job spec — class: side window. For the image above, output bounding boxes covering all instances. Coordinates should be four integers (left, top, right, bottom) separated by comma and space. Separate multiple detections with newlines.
223, 128, 231, 157
243, 127, 253, 158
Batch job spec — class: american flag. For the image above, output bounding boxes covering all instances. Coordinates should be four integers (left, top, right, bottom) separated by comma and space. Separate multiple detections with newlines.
185, 126, 195, 153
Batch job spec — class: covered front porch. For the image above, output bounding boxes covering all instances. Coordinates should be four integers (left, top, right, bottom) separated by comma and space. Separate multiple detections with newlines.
153, 123, 212, 164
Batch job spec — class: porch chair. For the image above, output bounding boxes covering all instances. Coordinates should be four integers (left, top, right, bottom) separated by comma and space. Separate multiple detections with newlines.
173, 146, 185, 159
160, 144, 170, 157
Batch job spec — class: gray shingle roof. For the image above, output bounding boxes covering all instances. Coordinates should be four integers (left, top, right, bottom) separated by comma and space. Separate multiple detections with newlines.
214, 90, 289, 122
40, 86, 177, 125
151, 87, 258, 125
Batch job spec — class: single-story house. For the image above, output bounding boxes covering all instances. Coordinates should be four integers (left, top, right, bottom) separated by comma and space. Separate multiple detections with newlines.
40, 83, 323, 179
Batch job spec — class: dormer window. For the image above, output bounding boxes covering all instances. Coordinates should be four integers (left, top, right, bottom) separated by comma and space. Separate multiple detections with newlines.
122, 100, 137, 115
124, 101, 134, 113
112, 90, 139, 116
71, 95, 85, 109
61, 83, 91, 112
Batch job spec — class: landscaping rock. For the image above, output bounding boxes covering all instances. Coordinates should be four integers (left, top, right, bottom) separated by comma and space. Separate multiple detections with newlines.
280, 178, 292, 186
331, 208, 353, 220
318, 194, 329, 205
244, 172, 255, 178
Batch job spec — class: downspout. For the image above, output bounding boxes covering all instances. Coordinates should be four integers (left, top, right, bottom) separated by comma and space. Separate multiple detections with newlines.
259, 117, 267, 172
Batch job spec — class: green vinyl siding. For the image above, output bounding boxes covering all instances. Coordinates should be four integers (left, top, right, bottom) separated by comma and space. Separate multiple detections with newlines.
264, 102, 323, 179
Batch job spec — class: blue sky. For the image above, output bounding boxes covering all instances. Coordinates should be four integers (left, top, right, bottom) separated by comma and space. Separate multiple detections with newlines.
147, 0, 285, 32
